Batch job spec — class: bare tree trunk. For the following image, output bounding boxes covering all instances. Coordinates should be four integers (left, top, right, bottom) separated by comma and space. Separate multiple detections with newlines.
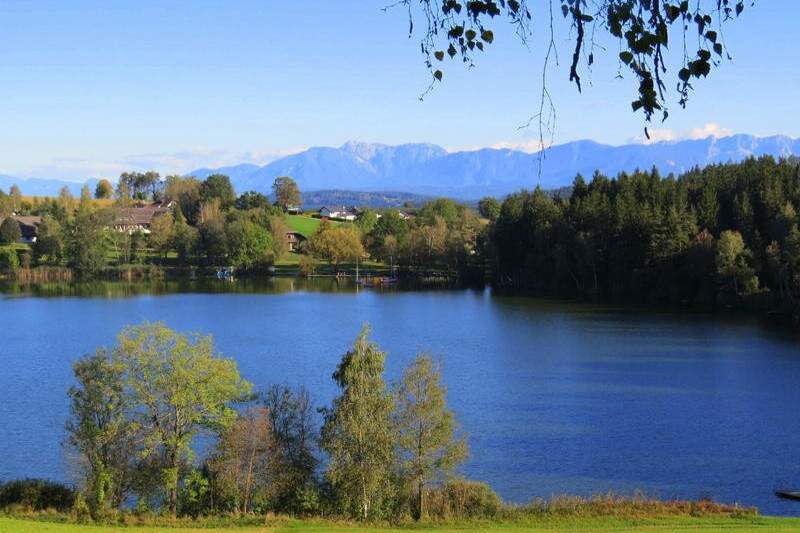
418, 479, 424, 521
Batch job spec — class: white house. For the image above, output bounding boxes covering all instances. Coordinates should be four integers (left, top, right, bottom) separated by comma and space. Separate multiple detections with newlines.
319, 205, 359, 221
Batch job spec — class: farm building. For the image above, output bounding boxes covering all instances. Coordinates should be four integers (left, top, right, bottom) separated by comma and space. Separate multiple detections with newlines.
111, 200, 173, 234
0, 215, 42, 244
285, 231, 307, 252
319, 205, 359, 221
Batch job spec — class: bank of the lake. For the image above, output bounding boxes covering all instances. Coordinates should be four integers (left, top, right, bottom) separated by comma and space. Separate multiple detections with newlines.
4, 515, 800, 533
1, 280, 800, 516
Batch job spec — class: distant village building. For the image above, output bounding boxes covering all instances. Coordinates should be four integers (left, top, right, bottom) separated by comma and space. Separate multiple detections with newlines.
319, 205, 359, 221
398, 210, 414, 220
284, 231, 307, 252
1, 215, 42, 244
111, 200, 173, 234
286, 205, 302, 215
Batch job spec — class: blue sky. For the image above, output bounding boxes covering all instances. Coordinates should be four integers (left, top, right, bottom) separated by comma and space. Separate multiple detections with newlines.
0, 0, 798, 181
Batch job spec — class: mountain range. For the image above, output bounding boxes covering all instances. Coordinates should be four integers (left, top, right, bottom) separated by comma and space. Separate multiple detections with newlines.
191, 134, 800, 199
3, 134, 799, 202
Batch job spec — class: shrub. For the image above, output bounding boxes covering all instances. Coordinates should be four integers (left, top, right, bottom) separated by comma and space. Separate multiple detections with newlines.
298, 254, 315, 277
0, 479, 75, 512
0, 247, 20, 272
425, 479, 501, 520
0, 218, 21, 244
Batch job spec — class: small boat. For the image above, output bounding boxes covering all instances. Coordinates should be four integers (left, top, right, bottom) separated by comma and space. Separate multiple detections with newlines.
775, 490, 800, 501
216, 268, 235, 281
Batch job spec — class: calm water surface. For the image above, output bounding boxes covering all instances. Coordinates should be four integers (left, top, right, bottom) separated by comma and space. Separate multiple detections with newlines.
1, 279, 799, 516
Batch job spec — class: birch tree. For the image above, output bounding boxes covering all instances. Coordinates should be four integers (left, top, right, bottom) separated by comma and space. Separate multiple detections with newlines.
395, 354, 467, 520
320, 325, 395, 520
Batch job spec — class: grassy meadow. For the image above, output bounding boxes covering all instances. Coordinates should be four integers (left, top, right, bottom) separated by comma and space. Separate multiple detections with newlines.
285, 215, 324, 237
3, 515, 800, 532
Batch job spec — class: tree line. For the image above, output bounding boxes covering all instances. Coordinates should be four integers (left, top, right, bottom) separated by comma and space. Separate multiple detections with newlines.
1, 174, 294, 276
65, 322, 468, 522
1, 173, 485, 280
5, 156, 800, 319
485, 156, 800, 316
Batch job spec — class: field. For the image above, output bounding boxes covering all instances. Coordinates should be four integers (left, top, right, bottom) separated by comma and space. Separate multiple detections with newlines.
21, 196, 114, 208
286, 215, 324, 237
3, 516, 800, 533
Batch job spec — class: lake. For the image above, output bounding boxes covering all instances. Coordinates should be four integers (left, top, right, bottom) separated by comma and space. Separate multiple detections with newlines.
1, 279, 799, 516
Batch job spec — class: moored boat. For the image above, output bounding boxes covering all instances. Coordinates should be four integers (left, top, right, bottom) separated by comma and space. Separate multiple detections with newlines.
775, 490, 800, 501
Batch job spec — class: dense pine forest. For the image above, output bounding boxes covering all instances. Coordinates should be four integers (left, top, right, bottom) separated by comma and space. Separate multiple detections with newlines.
486, 156, 800, 317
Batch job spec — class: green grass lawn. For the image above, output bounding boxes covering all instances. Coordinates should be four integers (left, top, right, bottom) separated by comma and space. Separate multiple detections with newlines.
0, 516, 800, 533
3, 516, 800, 533
286, 215, 324, 237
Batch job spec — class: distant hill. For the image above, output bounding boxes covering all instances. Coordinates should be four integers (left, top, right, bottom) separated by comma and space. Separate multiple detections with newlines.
190, 134, 800, 199
0, 175, 97, 197
3, 134, 799, 200
299, 190, 432, 209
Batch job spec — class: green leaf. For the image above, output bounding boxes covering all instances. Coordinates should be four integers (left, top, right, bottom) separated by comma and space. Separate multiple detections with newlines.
619, 51, 634, 65
434, 51, 445, 61
433, 70, 443, 81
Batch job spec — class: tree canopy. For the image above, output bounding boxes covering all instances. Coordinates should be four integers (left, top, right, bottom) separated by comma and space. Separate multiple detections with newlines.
272, 177, 302, 210
398, 0, 751, 133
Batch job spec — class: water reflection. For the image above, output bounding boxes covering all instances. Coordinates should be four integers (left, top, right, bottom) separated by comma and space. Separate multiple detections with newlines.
0, 277, 367, 298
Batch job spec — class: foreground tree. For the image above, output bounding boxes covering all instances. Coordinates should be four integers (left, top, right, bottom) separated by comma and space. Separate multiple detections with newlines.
66, 350, 136, 516
272, 176, 301, 211
262, 384, 318, 513
114, 323, 252, 514
397, 0, 751, 129
395, 354, 468, 520
320, 326, 395, 520
210, 407, 273, 514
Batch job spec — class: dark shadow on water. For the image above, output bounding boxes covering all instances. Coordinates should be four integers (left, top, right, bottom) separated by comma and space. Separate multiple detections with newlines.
0, 277, 472, 299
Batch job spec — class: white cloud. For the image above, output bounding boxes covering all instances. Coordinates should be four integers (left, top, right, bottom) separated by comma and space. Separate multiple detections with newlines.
447, 138, 547, 153
632, 122, 733, 144
687, 123, 733, 140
